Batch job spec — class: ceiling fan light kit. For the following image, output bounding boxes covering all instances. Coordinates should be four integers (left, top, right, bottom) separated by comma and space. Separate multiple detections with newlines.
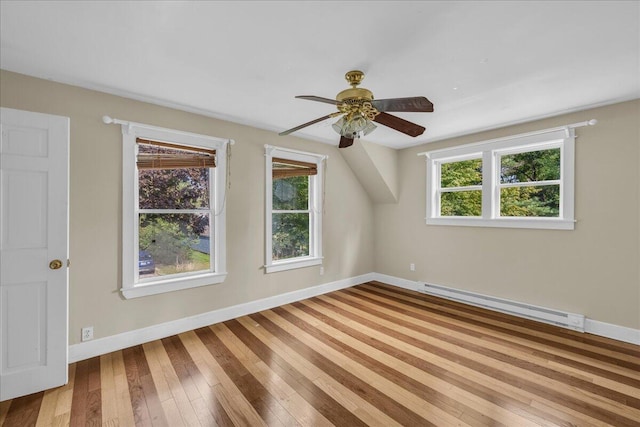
279, 70, 434, 148
331, 115, 377, 139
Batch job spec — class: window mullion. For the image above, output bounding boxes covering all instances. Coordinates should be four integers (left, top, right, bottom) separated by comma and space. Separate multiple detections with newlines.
483, 150, 495, 219
431, 160, 439, 218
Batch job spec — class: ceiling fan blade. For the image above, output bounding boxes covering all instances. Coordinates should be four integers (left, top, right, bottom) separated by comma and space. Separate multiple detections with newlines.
295, 95, 339, 105
373, 112, 426, 137
338, 136, 354, 148
279, 114, 337, 136
371, 96, 434, 112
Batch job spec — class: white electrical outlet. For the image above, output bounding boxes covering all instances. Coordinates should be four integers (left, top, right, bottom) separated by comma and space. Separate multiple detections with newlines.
410, 263, 416, 271
81, 326, 94, 342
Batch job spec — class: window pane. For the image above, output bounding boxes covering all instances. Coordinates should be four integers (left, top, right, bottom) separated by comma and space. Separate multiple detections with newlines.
441, 158, 482, 188
440, 191, 482, 216
138, 145, 210, 209
500, 186, 560, 217
272, 213, 309, 260
500, 148, 560, 184
273, 176, 309, 210
139, 213, 211, 277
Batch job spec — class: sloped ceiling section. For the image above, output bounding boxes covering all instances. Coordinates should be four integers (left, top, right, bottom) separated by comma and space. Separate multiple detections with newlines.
340, 140, 398, 204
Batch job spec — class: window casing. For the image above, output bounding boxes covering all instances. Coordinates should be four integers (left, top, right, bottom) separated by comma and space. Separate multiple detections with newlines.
265, 145, 325, 273
121, 122, 229, 298
424, 128, 575, 230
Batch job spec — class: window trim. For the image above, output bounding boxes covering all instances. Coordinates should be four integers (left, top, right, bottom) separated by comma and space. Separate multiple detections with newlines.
423, 128, 575, 230
265, 145, 326, 273
121, 121, 230, 298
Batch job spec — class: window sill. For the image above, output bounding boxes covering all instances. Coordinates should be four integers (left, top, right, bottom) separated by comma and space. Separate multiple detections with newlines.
426, 217, 575, 230
265, 257, 323, 273
121, 272, 227, 299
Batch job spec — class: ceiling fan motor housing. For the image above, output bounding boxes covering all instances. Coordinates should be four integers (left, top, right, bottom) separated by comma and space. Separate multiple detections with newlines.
279, 69, 431, 144
336, 70, 374, 104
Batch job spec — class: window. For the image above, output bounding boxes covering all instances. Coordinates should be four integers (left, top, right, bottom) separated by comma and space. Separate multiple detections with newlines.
439, 156, 483, 217
423, 127, 575, 229
265, 145, 325, 273
121, 122, 230, 298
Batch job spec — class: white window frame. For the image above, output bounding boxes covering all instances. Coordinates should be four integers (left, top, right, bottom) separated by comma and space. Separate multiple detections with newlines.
265, 145, 325, 273
121, 121, 230, 298
423, 127, 575, 230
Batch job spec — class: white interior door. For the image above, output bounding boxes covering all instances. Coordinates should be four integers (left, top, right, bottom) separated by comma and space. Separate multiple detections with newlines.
0, 107, 69, 401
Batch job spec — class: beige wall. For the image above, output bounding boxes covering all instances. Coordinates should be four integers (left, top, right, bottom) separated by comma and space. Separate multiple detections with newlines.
2, 69, 638, 340
375, 100, 640, 329
0, 70, 375, 344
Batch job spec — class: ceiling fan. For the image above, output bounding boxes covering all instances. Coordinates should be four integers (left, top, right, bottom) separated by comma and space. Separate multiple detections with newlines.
279, 70, 434, 148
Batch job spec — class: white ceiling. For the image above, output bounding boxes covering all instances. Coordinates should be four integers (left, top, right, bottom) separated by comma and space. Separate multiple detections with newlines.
1, 1, 638, 148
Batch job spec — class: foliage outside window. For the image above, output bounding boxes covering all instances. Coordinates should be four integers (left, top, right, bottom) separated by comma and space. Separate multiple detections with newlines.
424, 127, 575, 230
440, 157, 483, 216
265, 146, 325, 273
499, 148, 561, 217
138, 143, 212, 278
122, 123, 229, 298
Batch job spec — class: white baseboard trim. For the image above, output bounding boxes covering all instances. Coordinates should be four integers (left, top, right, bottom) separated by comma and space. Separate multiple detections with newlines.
370, 273, 640, 346
584, 319, 640, 345
69, 272, 375, 363
372, 273, 417, 291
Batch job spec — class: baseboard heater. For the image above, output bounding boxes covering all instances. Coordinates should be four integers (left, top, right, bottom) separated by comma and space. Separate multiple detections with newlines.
418, 282, 585, 332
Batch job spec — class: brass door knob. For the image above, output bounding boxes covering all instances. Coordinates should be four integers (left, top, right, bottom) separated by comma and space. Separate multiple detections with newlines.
49, 259, 63, 270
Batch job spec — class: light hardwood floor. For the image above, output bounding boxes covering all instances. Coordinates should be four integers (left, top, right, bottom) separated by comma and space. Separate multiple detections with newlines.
1, 281, 639, 426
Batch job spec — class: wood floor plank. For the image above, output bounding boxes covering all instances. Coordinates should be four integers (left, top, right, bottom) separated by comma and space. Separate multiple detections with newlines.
180, 328, 266, 427
0, 399, 12, 426
347, 288, 640, 415
122, 345, 169, 427
352, 285, 640, 386
110, 350, 137, 427
34, 388, 61, 427
246, 311, 449, 427
227, 317, 372, 427
99, 353, 118, 426
3, 281, 638, 426
214, 322, 360, 427
362, 283, 640, 368
302, 296, 609, 426
2, 391, 44, 427
69, 359, 89, 427
144, 339, 201, 426
206, 325, 306, 427
174, 331, 237, 427
276, 303, 541, 427
368, 281, 640, 357
235, 312, 413, 427
260, 308, 480, 427
292, 298, 566, 426
85, 357, 102, 427
312, 291, 640, 426
332, 288, 640, 414
194, 325, 293, 426
350, 285, 640, 392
